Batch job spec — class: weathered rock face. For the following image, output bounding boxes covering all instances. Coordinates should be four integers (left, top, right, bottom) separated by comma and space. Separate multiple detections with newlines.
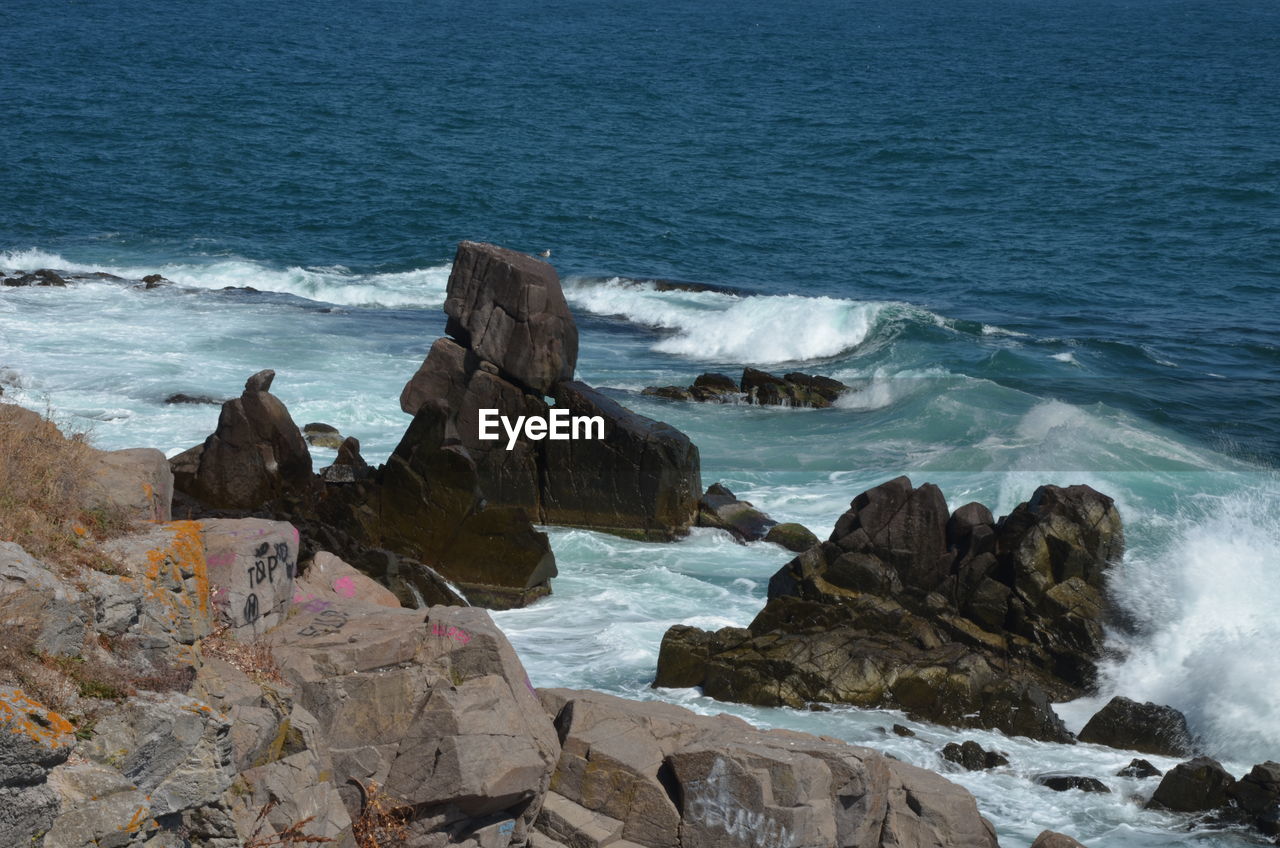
1078, 696, 1195, 757
443, 241, 578, 395
656, 477, 1125, 742
1148, 757, 1237, 812
0, 688, 73, 845
361, 399, 557, 608
399, 244, 703, 541
171, 370, 314, 510
536, 688, 999, 848
696, 482, 778, 543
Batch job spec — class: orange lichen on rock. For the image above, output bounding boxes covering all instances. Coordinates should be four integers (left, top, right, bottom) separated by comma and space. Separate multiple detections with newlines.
142, 520, 211, 615
0, 687, 75, 748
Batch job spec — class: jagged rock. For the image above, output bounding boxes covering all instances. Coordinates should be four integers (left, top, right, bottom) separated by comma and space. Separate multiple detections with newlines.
171, 372, 313, 510
537, 688, 999, 848
696, 482, 777, 542
1148, 757, 1237, 812
165, 393, 226, 405
543, 381, 701, 540
941, 740, 1009, 771
643, 369, 849, 407
141, 273, 171, 289
302, 422, 344, 449
1036, 774, 1111, 793
443, 240, 578, 394
0, 688, 74, 845
655, 477, 1124, 742
44, 761, 157, 847
1031, 833, 1087, 848
364, 399, 556, 608
1079, 696, 1194, 757
0, 541, 91, 656
1232, 762, 1280, 836
690, 372, 739, 402
892, 724, 915, 737
320, 436, 372, 483
1117, 758, 1163, 778
764, 522, 819, 552
2, 268, 68, 287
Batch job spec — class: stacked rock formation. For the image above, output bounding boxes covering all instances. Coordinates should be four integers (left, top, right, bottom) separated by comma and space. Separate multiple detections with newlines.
656, 476, 1125, 742
400, 241, 702, 541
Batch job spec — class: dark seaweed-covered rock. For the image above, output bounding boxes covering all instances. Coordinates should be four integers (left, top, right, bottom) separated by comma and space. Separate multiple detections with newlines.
696, 482, 777, 542
1148, 757, 1237, 812
1079, 696, 1194, 757
2, 269, 67, 287
941, 740, 1009, 771
164, 393, 226, 405
302, 422, 343, 449
1036, 774, 1111, 793
644, 368, 849, 407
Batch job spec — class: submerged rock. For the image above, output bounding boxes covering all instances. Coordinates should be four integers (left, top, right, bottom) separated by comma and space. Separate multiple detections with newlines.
655, 476, 1125, 743
1, 268, 67, 287
1079, 696, 1194, 757
644, 367, 850, 408
1031, 832, 1088, 848
1036, 774, 1111, 793
1117, 758, 1163, 778
941, 740, 1009, 771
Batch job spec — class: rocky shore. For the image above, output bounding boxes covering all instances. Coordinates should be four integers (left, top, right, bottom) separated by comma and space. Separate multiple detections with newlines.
4, 244, 1279, 846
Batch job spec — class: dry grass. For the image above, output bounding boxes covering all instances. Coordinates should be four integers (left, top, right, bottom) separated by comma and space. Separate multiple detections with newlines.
243, 799, 335, 847
0, 403, 130, 575
201, 620, 285, 685
352, 781, 411, 848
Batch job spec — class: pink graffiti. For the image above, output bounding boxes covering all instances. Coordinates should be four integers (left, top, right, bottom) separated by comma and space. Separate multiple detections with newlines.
431, 623, 471, 644
205, 552, 235, 569
292, 593, 332, 614
332, 576, 358, 598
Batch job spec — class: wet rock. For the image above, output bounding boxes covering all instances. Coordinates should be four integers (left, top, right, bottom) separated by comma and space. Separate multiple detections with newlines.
642, 385, 694, 401
1232, 762, 1280, 837
656, 477, 1124, 743
1148, 757, 1237, 812
941, 740, 1009, 771
764, 521, 820, 552
302, 421, 344, 449
1036, 774, 1111, 793
2, 269, 68, 287
164, 392, 226, 405
696, 482, 777, 542
690, 371, 740, 402
538, 688, 999, 848
892, 723, 915, 737
443, 240, 578, 394
1079, 696, 1194, 757
170, 371, 313, 510
1031, 832, 1087, 848
141, 273, 172, 289
1117, 758, 1163, 778
645, 368, 849, 407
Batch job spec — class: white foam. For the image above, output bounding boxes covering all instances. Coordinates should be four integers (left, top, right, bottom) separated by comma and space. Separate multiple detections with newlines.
563, 277, 888, 365
0, 248, 450, 309
1050, 351, 1077, 364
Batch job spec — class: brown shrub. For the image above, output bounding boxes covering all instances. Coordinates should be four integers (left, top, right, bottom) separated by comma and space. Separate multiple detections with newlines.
0, 403, 130, 575
352, 781, 410, 848
201, 621, 284, 685
243, 799, 334, 847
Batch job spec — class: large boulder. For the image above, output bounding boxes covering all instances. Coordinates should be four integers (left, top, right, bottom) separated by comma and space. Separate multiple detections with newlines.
364, 399, 556, 608
0, 688, 74, 845
1078, 696, 1195, 757
542, 381, 701, 540
1232, 762, 1280, 837
656, 477, 1125, 742
171, 370, 313, 510
442, 240, 578, 395
537, 688, 999, 848
1148, 757, 1237, 812
696, 482, 777, 542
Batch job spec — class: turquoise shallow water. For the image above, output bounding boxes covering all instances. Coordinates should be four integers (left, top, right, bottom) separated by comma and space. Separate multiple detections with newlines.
3, 0, 1279, 844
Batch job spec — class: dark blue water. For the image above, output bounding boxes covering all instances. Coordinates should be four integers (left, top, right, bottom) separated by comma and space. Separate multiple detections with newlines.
3, 0, 1279, 460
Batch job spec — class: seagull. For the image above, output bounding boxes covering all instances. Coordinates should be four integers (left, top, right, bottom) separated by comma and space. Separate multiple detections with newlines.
539, 249, 551, 258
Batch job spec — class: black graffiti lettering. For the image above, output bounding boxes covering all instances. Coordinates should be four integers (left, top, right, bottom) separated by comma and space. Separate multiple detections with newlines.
255, 542, 271, 557
266, 556, 279, 583
275, 542, 293, 578
300, 608, 349, 637
243, 593, 260, 624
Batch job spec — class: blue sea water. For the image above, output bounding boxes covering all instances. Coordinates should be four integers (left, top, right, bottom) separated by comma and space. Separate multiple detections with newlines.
3, 0, 1280, 844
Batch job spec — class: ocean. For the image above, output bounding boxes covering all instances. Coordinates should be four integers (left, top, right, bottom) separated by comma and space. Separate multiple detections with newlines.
2, 0, 1278, 844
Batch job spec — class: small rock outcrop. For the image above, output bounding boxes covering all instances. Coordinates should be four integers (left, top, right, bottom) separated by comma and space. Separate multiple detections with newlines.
644, 367, 850, 408
941, 740, 1009, 771
400, 242, 702, 541
1079, 696, 1195, 757
170, 370, 314, 510
1, 268, 68, 287
655, 476, 1125, 742
302, 421, 344, 449
1031, 832, 1087, 848
765, 521, 820, 552
1036, 774, 1111, 793
536, 688, 1000, 848
696, 482, 777, 542
1232, 762, 1280, 837
1117, 758, 1163, 778
1148, 756, 1237, 812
